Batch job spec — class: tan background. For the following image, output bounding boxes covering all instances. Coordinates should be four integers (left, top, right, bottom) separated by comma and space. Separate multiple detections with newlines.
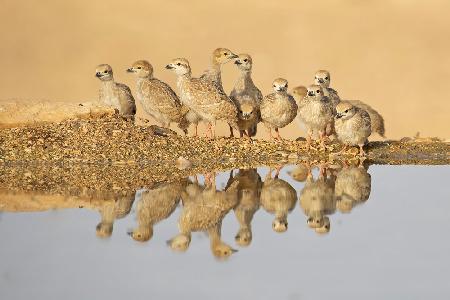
1, 0, 449, 139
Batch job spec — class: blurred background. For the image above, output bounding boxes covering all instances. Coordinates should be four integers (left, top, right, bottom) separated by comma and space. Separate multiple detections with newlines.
1, 0, 449, 139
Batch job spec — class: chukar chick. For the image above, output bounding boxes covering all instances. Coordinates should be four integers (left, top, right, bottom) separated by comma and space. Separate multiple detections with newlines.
298, 85, 334, 147
230, 54, 263, 137
166, 58, 239, 138
335, 162, 371, 213
260, 78, 298, 140
335, 102, 372, 156
314, 70, 340, 106
291, 86, 308, 135
226, 169, 262, 247
200, 48, 238, 92
299, 165, 336, 234
128, 181, 184, 242
127, 60, 189, 134
347, 100, 385, 138
315, 70, 385, 138
95, 64, 136, 118
260, 169, 297, 233
167, 181, 239, 258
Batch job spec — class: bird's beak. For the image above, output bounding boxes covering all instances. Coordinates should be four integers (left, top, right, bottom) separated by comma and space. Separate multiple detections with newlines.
126, 68, 134, 73
336, 113, 343, 119
307, 91, 314, 96
126, 230, 133, 236
234, 60, 242, 65
231, 248, 238, 253
318, 78, 325, 84
95, 72, 102, 78
165, 64, 174, 69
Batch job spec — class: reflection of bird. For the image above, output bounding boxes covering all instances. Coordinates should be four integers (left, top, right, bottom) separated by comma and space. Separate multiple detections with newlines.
288, 163, 310, 182
126, 60, 189, 133
260, 169, 297, 233
168, 180, 239, 259
166, 58, 238, 138
128, 181, 185, 242
335, 163, 371, 213
95, 64, 136, 118
335, 102, 372, 156
226, 169, 262, 247
95, 192, 136, 239
200, 48, 238, 92
297, 85, 334, 147
315, 70, 385, 138
230, 54, 263, 137
299, 165, 335, 234
260, 78, 298, 140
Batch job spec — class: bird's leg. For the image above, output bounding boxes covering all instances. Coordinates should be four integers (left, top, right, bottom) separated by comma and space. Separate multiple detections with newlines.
229, 125, 234, 138
358, 144, 367, 157
274, 165, 283, 178
337, 144, 348, 155
239, 130, 244, 138
307, 130, 317, 151
194, 124, 198, 137
274, 128, 282, 141
319, 130, 327, 150
211, 122, 216, 138
267, 127, 273, 140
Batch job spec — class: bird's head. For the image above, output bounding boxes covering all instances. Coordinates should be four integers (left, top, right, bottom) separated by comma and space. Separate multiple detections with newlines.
314, 70, 331, 88
212, 242, 238, 260
306, 84, 324, 100
165, 58, 191, 76
238, 100, 257, 120
95, 64, 113, 81
213, 48, 238, 64
335, 102, 356, 120
272, 217, 288, 233
95, 222, 113, 238
291, 86, 308, 103
166, 234, 191, 252
315, 216, 331, 234
127, 60, 153, 78
127, 227, 153, 242
272, 78, 289, 93
235, 228, 252, 247
234, 53, 253, 71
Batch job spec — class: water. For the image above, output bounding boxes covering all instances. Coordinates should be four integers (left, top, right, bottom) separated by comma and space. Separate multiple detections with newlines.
0, 163, 449, 300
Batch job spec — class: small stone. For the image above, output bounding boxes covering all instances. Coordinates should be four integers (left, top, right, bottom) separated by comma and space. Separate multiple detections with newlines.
176, 156, 192, 170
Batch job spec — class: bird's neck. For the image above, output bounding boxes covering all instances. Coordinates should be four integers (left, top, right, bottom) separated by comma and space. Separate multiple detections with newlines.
100, 201, 116, 224
234, 71, 254, 92
101, 79, 115, 89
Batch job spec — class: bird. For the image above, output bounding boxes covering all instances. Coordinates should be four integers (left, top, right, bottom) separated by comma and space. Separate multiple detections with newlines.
128, 181, 185, 242
335, 160, 371, 213
314, 70, 340, 106
95, 64, 136, 118
291, 85, 308, 135
315, 70, 385, 138
167, 179, 239, 259
165, 58, 238, 138
230, 54, 263, 137
297, 85, 334, 148
260, 78, 298, 140
126, 60, 190, 134
260, 168, 297, 233
299, 164, 336, 234
347, 100, 385, 138
334, 102, 372, 156
200, 48, 238, 92
225, 168, 262, 247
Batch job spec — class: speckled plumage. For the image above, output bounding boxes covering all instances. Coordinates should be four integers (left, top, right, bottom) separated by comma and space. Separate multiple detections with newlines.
166, 58, 238, 134
230, 54, 262, 137
260, 78, 298, 138
129, 181, 184, 242
314, 70, 340, 106
335, 165, 371, 213
348, 100, 385, 137
260, 171, 297, 232
127, 60, 189, 132
95, 64, 136, 117
335, 102, 372, 147
297, 85, 334, 137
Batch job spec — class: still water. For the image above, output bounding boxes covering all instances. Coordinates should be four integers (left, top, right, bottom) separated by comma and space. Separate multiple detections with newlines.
0, 163, 449, 299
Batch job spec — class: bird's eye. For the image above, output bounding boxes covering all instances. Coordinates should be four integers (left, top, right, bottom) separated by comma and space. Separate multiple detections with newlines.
325, 77, 328, 80
224, 52, 228, 56
177, 63, 181, 66
284, 84, 288, 88
103, 70, 108, 73
239, 110, 243, 114
317, 90, 321, 93
243, 59, 248, 62
345, 109, 348, 113
273, 85, 276, 87
137, 67, 141, 69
